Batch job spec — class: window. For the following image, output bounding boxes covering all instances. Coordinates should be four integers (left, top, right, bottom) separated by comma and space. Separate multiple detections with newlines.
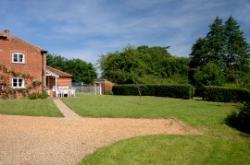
12, 52, 25, 63
12, 77, 25, 88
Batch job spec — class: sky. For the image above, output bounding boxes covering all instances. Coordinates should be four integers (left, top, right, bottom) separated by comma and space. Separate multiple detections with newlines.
0, 0, 250, 64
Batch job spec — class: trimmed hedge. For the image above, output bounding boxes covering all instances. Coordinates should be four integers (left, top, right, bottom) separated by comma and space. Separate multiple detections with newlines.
112, 84, 194, 99
202, 86, 250, 102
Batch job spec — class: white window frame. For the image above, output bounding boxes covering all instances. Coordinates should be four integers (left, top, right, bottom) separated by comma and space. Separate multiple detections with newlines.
12, 52, 25, 64
11, 77, 25, 89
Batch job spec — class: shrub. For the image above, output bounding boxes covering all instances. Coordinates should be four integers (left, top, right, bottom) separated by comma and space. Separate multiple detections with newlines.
226, 102, 250, 134
237, 102, 250, 133
32, 80, 42, 87
28, 93, 38, 100
202, 86, 250, 102
37, 91, 48, 99
194, 62, 225, 86
112, 84, 194, 99
29, 91, 48, 100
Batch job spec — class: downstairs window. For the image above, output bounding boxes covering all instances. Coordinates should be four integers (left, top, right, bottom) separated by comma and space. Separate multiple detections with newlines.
12, 77, 25, 89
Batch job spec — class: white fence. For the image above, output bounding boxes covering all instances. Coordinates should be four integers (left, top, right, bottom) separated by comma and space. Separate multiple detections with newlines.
74, 85, 102, 95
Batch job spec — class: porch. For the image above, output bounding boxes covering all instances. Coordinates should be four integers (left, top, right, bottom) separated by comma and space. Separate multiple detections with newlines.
46, 66, 75, 97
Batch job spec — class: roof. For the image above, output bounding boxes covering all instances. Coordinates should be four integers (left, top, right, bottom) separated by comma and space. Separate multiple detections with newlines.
46, 66, 72, 78
0, 30, 47, 53
95, 79, 113, 83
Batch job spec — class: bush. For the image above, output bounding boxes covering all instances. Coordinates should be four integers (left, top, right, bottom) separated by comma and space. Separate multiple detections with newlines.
226, 102, 250, 134
37, 91, 48, 99
32, 80, 42, 87
112, 84, 194, 99
28, 91, 48, 100
194, 62, 225, 86
237, 102, 250, 133
28, 93, 38, 100
202, 86, 250, 102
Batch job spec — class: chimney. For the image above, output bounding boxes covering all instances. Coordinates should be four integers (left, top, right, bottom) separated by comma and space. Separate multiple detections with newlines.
3, 29, 10, 37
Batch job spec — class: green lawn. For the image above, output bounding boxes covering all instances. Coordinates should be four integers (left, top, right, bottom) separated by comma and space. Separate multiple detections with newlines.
62, 95, 250, 165
63, 95, 238, 128
0, 98, 63, 117
81, 135, 250, 165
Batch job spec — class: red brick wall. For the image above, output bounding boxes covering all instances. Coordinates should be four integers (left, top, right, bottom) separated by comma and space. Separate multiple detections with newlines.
103, 80, 113, 94
0, 36, 44, 92
58, 78, 72, 87
46, 77, 72, 89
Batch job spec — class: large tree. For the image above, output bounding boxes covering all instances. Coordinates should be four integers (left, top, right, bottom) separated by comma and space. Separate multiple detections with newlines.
47, 54, 97, 84
99, 45, 189, 84
224, 16, 250, 83
189, 16, 250, 86
190, 17, 225, 69
206, 17, 226, 68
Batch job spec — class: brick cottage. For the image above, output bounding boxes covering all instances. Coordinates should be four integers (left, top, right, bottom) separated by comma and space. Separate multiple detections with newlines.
0, 30, 72, 97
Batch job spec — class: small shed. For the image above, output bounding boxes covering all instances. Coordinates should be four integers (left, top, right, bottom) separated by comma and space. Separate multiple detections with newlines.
94, 79, 113, 95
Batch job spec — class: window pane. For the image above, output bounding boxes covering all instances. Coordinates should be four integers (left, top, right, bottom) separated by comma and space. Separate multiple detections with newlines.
13, 54, 18, 62
13, 78, 17, 87
19, 54, 23, 62
18, 79, 23, 87
13, 82, 17, 87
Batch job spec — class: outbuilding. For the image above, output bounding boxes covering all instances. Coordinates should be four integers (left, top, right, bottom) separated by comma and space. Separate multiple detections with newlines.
46, 66, 73, 96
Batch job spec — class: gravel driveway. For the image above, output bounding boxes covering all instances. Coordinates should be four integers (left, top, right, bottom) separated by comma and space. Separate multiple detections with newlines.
0, 114, 197, 165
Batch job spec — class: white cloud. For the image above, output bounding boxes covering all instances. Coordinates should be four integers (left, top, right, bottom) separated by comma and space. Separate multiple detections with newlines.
0, 0, 249, 63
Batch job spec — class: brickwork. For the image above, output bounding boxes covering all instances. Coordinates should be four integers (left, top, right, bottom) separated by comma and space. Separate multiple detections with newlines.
103, 80, 113, 93
0, 31, 46, 92
58, 78, 72, 87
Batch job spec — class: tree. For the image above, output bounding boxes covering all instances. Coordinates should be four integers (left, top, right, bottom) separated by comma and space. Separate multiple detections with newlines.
99, 45, 189, 84
47, 54, 67, 71
190, 17, 225, 70
224, 16, 250, 83
47, 54, 97, 84
194, 62, 225, 86
189, 38, 209, 68
189, 16, 250, 87
205, 17, 226, 68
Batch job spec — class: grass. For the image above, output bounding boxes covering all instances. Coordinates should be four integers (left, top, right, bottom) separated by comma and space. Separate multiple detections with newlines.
81, 135, 250, 165
0, 98, 63, 117
63, 95, 238, 127
63, 94, 250, 165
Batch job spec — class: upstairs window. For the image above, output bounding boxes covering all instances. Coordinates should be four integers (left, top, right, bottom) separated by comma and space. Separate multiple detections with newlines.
12, 52, 25, 64
12, 77, 25, 89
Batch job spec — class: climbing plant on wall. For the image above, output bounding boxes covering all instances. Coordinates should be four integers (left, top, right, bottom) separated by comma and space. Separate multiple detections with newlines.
0, 64, 41, 99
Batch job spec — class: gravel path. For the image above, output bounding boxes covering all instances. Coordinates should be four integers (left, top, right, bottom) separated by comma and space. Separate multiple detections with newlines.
52, 99, 80, 118
0, 115, 198, 165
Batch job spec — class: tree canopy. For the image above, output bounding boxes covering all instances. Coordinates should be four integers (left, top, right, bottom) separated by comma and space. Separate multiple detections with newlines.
189, 16, 250, 86
194, 62, 225, 86
47, 54, 97, 84
99, 45, 189, 84
46, 16, 249, 88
